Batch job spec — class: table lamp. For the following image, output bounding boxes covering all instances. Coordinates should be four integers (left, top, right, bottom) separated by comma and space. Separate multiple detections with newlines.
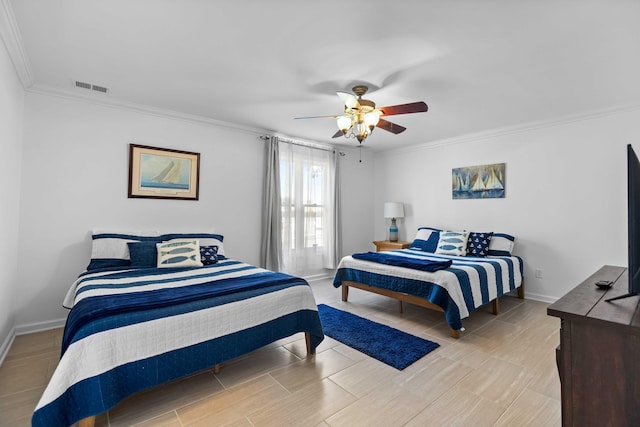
384, 202, 404, 242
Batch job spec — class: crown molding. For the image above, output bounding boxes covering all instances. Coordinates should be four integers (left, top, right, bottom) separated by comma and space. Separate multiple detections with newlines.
0, 0, 33, 87
26, 84, 273, 136
378, 103, 640, 158
26, 84, 341, 148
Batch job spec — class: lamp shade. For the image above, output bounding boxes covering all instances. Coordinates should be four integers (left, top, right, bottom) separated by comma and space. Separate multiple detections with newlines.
384, 202, 404, 219
336, 116, 352, 133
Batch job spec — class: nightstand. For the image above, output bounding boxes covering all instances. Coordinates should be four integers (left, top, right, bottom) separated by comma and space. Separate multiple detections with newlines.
373, 240, 411, 252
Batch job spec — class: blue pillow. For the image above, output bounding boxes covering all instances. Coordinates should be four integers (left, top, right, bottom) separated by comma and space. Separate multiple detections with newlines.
200, 245, 219, 265
127, 241, 157, 268
409, 227, 441, 253
86, 258, 131, 270
466, 232, 493, 257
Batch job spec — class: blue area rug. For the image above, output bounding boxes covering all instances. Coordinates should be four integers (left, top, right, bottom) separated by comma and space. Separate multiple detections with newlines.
317, 304, 439, 370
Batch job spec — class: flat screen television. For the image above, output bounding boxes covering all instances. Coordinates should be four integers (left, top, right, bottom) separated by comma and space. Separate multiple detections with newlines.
607, 144, 640, 302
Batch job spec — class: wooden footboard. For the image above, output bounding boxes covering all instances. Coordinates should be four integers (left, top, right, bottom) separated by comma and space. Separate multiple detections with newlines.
340, 280, 524, 339
341, 281, 462, 338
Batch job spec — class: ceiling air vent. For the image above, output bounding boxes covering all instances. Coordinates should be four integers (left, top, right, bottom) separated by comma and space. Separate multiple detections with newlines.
75, 80, 91, 90
74, 80, 110, 94
91, 84, 108, 93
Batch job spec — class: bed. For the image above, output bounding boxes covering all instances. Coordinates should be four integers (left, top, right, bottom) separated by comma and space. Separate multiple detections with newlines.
32, 232, 324, 427
333, 229, 524, 338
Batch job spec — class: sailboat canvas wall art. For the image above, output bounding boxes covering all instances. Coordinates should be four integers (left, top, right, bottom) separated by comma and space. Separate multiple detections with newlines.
452, 163, 505, 199
128, 144, 200, 200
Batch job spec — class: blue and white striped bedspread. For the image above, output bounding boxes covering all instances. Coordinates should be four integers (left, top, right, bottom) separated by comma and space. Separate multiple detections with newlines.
333, 249, 523, 330
33, 260, 324, 427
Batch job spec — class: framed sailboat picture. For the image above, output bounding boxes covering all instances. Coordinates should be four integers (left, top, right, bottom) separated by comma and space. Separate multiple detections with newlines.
452, 162, 505, 199
128, 144, 200, 200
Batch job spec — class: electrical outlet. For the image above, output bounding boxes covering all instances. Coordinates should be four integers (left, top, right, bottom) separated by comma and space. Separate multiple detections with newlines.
535, 269, 543, 279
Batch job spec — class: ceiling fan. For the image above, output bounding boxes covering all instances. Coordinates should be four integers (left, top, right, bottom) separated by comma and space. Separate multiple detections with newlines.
295, 85, 428, 144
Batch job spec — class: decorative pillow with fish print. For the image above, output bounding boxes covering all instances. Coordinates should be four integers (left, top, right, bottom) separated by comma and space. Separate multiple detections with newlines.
156, 239, 203, 268
434, 230, 470, 257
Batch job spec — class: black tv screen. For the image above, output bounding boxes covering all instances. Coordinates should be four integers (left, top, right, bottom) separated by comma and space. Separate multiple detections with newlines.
608, 144, 640, 301
628, 144, 640, 295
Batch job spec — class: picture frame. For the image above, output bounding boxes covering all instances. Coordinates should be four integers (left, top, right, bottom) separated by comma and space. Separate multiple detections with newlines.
128, 144, 200, 200
452, 162, 505, 199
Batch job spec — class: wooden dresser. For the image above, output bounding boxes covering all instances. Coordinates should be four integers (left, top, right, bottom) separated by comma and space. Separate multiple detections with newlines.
547, 265, 640, 426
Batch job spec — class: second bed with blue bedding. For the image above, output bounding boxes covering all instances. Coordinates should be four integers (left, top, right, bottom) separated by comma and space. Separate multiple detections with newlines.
334, 232, 524, 338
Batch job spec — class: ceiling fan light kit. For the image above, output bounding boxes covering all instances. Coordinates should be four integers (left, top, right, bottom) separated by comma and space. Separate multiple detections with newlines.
295, 85, 428, 145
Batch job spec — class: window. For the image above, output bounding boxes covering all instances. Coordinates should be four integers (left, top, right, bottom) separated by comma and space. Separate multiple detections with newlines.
279, 142, 335, 277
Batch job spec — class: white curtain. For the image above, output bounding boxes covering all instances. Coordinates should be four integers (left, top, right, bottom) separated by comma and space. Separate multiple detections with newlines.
279, 141, 339, 277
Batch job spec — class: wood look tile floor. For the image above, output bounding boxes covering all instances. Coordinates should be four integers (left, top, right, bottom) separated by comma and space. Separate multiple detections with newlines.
0, 279, 561, 427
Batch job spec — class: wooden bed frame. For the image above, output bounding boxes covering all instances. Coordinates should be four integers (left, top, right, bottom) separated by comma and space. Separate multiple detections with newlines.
341, 280, 525, 338
77, 333, 315, 427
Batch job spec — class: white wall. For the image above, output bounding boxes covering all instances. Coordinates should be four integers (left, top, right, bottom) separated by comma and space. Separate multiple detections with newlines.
0, 36, 24, 352
373, 108, 640, 301
337, 146, 376, 256
14, 91, 376, 329
10, 85, 640, 330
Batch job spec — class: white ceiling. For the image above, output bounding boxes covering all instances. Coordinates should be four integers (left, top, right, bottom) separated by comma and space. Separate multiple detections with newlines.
8, 0, 640, 151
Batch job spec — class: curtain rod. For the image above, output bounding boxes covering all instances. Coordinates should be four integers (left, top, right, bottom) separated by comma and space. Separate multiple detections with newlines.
259, 135, 345, 156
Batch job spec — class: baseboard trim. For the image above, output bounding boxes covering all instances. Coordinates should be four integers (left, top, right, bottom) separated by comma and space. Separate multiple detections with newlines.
0, 328, 16, 366
0, 318, 66, 367
14, 318, 66, 336
521, 292, 558, 304
304, 272, 334, 282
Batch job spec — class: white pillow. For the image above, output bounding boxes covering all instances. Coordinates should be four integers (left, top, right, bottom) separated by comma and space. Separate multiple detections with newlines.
408, 227, 441, 252
413, 228, 438, 241
156, 239, 203, 268
435, 230, 470, 256
488, 233, 516, 256
88, 230, 159, 270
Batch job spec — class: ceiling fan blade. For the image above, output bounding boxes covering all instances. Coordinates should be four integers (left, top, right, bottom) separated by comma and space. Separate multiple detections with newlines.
376, 118, 406, 134
294, 115, 339, 120
337, 91, 360, 109
379, 101, 428, 116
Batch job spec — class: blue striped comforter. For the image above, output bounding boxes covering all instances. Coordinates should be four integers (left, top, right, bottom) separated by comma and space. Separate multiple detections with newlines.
33, 260, 324, 427
333, 249, 524, 330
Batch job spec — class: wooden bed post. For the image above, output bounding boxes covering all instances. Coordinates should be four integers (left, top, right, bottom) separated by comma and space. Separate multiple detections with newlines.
341, 284, 349, 301
79, 416, 96, 427
518, 281, 525, 299
305, 332, 315, 355
492, 298, 499, 315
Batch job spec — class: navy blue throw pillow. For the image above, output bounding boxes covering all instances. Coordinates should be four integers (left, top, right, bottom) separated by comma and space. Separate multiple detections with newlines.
466, 232, 493, 257
200, 245, 219, 265
127, 241, 158, 268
